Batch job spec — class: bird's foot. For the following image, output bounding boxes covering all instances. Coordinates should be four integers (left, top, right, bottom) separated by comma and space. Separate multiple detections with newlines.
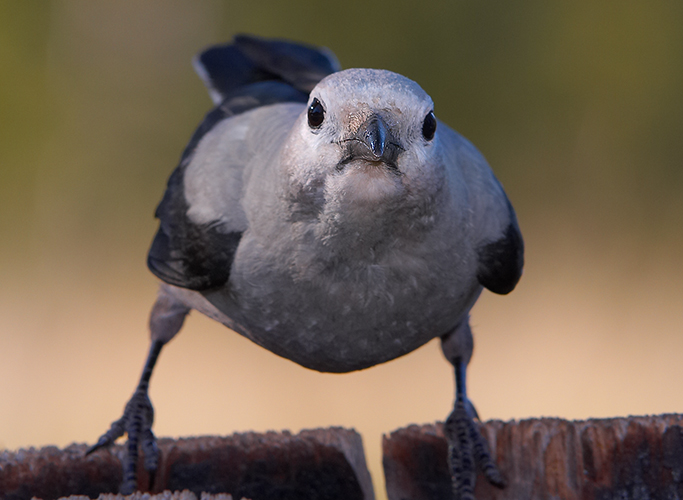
87, 387, 159, 494
444, 398, 505, 500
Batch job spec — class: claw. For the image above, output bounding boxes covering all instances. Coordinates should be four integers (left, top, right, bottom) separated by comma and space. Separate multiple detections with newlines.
86, 416, 127, 455
444, 398, 504, 499
88, 387, 159, 494
142, 427, 159, 491
445, 399, 477, 500
142, 427, 160, 471
469, 416, 505, 488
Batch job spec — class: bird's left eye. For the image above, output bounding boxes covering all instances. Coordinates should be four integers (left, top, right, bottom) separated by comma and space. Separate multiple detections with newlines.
308, 98, 325, 128
422, 110, 436, 141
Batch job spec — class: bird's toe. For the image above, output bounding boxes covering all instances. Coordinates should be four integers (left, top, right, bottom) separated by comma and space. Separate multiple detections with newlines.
444, 398, 504, 499
88, 387, 158, 493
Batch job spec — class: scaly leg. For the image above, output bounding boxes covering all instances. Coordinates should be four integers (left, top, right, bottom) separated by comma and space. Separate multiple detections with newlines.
441, 317, 504, 500
87, 287, 189, 494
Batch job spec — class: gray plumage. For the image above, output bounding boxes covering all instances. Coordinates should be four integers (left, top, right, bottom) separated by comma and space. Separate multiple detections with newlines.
151, 67, 521, 372
91, 35, 523, 497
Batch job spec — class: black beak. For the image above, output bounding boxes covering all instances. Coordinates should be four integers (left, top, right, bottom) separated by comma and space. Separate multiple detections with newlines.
364, 115, 389, 158
341, 114, 403, 171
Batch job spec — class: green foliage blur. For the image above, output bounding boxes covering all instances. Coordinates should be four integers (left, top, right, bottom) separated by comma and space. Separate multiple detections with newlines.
2, 0, 682, 277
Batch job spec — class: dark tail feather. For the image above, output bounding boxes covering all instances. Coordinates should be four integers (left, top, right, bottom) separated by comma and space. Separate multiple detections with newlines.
194, 34, 341, 104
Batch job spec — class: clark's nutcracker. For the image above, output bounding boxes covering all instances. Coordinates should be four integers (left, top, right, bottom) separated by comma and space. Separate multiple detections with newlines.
88, 35, 524, 498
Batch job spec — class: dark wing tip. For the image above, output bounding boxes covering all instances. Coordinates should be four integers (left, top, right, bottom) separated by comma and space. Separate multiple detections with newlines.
147, 223, 242, 291
476, 222, 524, 295
147, 168, 242, 292
146, 227, 207, 291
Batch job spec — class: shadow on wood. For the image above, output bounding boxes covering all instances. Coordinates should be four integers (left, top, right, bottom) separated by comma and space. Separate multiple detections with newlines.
383, 414, 683, 500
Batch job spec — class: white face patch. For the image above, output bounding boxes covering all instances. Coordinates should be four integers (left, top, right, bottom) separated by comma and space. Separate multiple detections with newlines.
334, 161, 405, 205
310, 69, 435, 149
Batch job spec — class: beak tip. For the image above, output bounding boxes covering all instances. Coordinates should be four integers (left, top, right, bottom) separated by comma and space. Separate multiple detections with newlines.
371, 141, 385, 158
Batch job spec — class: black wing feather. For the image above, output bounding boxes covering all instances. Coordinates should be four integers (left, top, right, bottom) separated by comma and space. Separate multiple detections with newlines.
147, 165, 243, 291
147, 36, 339, 291
476, 204, 524, 295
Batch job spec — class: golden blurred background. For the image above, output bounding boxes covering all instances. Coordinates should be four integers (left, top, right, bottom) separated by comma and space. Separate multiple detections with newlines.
1, 1, 682, 498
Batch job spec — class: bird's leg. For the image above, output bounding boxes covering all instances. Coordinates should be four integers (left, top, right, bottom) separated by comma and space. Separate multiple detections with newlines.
87, 340, 163, 492
441, 317, 504, 500
87, 287, 189, 494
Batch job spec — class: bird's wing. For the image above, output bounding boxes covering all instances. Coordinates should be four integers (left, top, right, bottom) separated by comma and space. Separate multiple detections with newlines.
474, 198, 524, 295
443, 126, 524, 295
147, 36, 339, 291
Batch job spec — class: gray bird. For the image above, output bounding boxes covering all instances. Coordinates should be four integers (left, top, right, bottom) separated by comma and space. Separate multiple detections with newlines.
88, 35, 523, 499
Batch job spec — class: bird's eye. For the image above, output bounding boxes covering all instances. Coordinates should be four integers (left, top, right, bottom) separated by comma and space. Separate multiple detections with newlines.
422, 110, 436, 141
308, 98, 325, 128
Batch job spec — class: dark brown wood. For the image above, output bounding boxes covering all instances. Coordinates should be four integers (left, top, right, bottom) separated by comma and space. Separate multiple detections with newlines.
6, 415, 683, 500
0, 427, 374, 500
383, 414, 683, 500
52, 493, 236, 500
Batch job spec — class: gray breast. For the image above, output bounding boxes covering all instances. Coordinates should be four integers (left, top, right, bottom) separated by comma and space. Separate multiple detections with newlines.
202, 236, 483, 373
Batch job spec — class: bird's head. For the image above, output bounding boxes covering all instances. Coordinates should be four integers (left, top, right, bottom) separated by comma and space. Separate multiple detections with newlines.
283, 68, 445, 214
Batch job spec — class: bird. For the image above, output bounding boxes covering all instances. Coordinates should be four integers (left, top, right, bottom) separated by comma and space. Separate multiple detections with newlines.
87, 34, 524, 499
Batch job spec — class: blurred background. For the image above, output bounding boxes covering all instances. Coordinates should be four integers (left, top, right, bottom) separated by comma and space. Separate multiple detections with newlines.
1, 1, 682, 497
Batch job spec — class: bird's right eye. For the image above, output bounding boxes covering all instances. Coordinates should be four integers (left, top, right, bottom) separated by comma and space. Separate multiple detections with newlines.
308, 98, 325, 128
